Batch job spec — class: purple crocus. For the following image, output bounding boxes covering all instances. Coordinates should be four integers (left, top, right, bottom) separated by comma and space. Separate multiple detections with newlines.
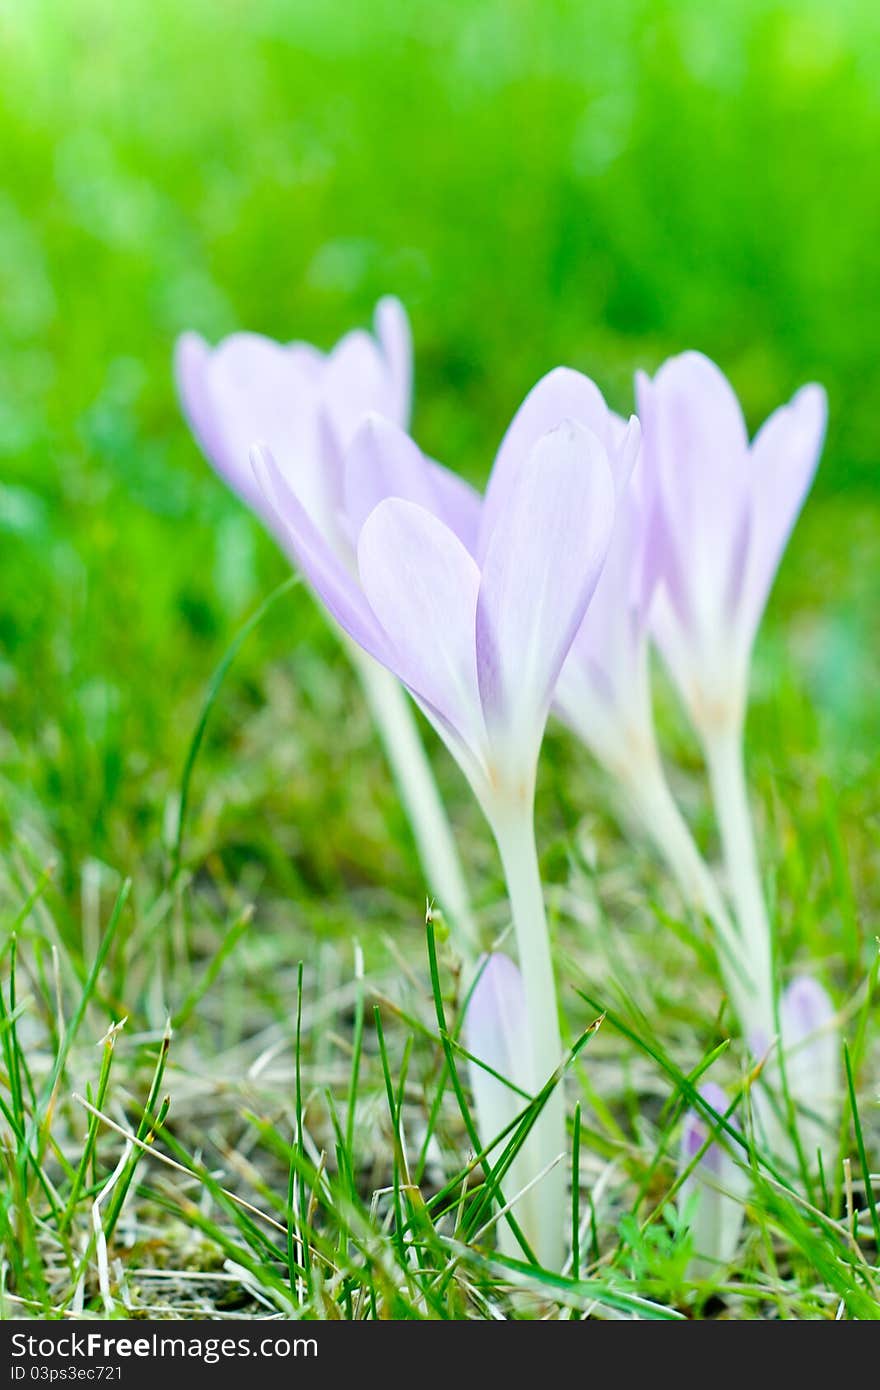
753, 975, 839, 1172
638, 353, 828, 1053
545, 371, 751, 1030
779, 976, 838, 1168
636, 353, 827, 735
549, 374, 654, 781
253, 394, 618, 1268
465, 953, 534, 1257
678, 1082, 747, 1279
174, 299, 478, 953
252, 410, 615, 819
175, 296, 412, 548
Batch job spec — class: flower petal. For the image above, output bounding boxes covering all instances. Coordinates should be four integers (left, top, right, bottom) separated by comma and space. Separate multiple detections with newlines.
321, 328, 396, 453
478, 367, 616, 560
637, 352, 751, 633
465, 953, 530, 1161
250, 444, 391, 662
357, 498, 485, 755
374, 296, 413, 428
176, 330, 343, 543
284, 342, 325, 380
780, 974, 838, 1168
563, 416, 646, 745
343, 416, 438, 539
174, 332, 271, 521
475, 420, 615, 753
342, 415, 483, 555
425, 461, 482, 556
556, 463, 655, 755
611, 414, 642, 497
678, 1083, 747, 1278
740, 385, 827, 642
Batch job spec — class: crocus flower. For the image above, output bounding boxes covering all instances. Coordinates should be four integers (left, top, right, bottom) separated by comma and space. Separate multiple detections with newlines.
753, 975, 839, 1173
174, 299, 478, 953
546, 371, 751, 1031
637, 353, 828, 1053
780, 976, 839, 1168
678, 1082, 748, 1280
548, 373, 653, 782
252, 409, 615, 823
636, 353, 827, 737
252, 394, 619, 1268
175, 296, 413, 549
465, 953, 534, 1257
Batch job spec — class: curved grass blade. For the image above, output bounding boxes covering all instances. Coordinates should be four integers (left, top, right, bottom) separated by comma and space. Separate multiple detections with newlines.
170, 574, 300, 881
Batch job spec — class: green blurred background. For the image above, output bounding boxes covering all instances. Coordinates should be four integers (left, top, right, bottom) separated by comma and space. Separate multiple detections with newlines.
1, 0, 878, 924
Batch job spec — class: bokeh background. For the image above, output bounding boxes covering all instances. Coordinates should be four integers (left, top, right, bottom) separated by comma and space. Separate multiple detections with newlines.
1, 0, 878, 954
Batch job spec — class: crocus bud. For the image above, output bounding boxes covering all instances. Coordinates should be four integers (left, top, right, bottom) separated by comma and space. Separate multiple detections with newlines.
465, 953, 530, 1163
780, 975, 839, 1173
464, 953, 535, 1256
678, 1082, 748, 1280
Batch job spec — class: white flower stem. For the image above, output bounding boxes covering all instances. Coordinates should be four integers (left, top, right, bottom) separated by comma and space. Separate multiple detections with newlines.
566, 634, 759, 1036
620, 753, 758, 1036
349, 645, 478, 962
703, 722, 775, 1050
490, 801, 566, 1271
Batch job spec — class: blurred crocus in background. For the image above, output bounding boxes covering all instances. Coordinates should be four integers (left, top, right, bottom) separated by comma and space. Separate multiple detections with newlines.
176, 297, 411, 539
253, 402, 620, 1268
175, 299, 479, 958
677, 1082, 748, 1281
754, 974, 839, 1173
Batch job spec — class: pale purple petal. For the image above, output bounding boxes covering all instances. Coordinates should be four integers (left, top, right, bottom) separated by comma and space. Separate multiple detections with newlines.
633, 473, 665, 627
556, 492, 652, 752
641, 358, 828, 728
341, 415, 483, 556
374, 296, 413, 428
357, 498, 485, 752
647, 350, 749, 488
680, 1081, 729, 1175
552, 419, 654, 773
250, 444, 391, 663
780, 974, 838, 1163
635, 367, 692, 636
739, 385, 827, 643
342, 415, 439, 539
465, 953, 531, 1159
466, 953, 529, 1087
782, 974, 834, 1046
637, 353, 751, 635
612, 414, 642, 497
175, 332, 271, 520
603, 414, 655, 620
425, 460, 482, 556
478, 368, 616, 560
321, 329, 396, 454
607, 407, 634, 452
476, 421, 615, 748
284, 342, 326, 380
561, 438, 658, 718
176, 330, 345, 546
176, 306, 417, 564
678, 1083, 746, 1276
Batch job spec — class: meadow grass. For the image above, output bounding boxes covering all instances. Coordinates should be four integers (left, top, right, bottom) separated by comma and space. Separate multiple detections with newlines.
1, 0, 878, 1319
